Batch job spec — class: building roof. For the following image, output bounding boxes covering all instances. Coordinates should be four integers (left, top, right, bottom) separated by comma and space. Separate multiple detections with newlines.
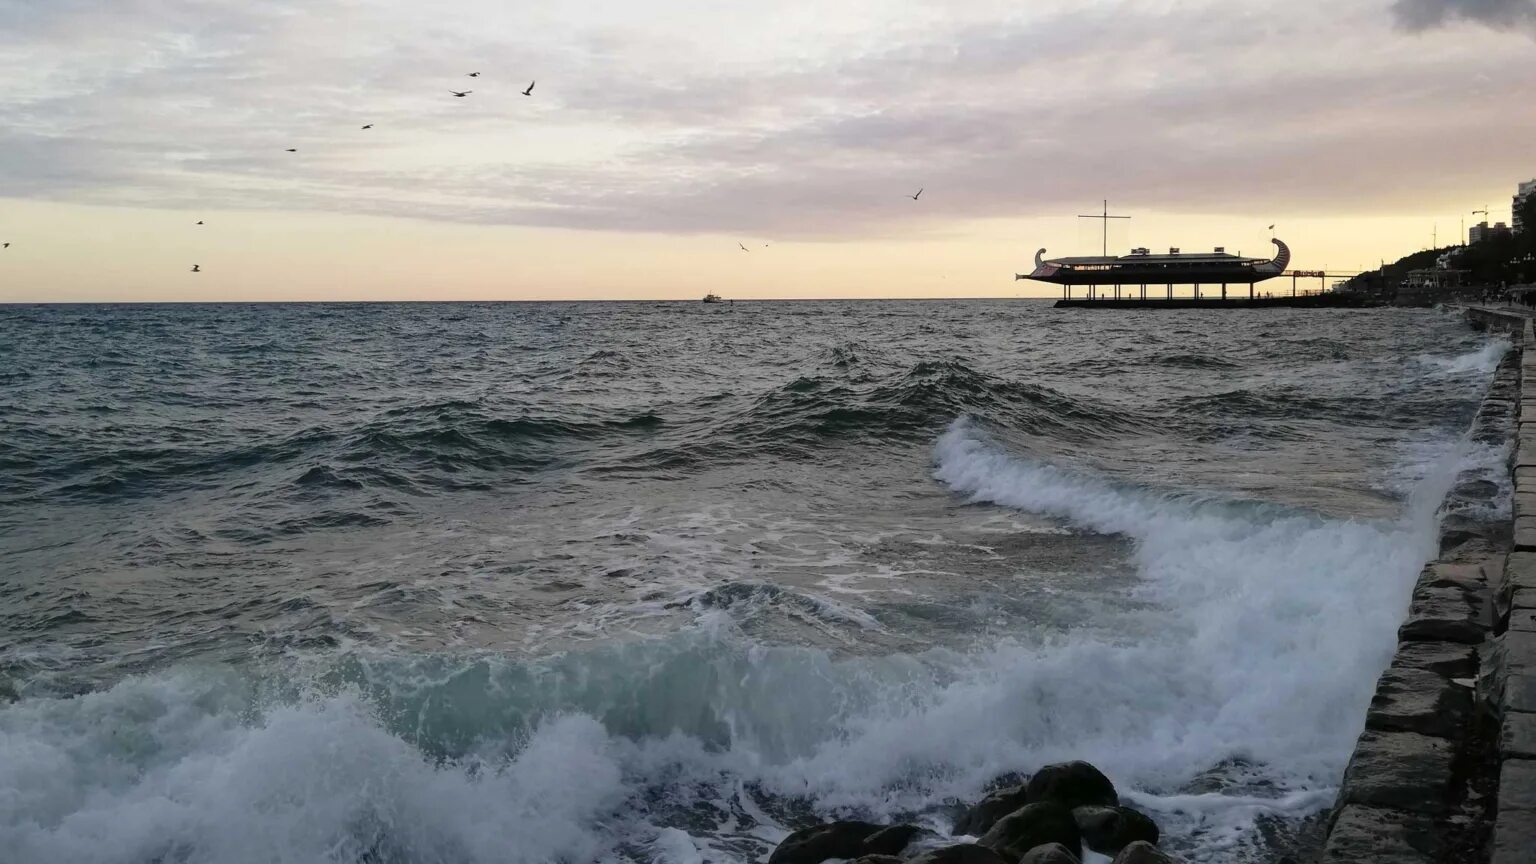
1047, 251, 1263, 266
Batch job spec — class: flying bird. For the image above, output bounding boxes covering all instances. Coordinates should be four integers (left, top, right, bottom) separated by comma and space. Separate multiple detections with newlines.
2, 243, 9, 248
909, 188, 923, 201
451, 90, 473, 97
1268, 224, 1275, 230
196, 221, 204, 225
361, 124, 373, 129
191, 265, 200, 273
285, 148, 297, 152
467, 72, 481, 77
738, 243, 749, 252
521, 81, 535, 96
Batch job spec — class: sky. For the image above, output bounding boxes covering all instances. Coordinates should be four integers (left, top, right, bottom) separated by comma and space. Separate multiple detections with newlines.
1, 0, 1534, 301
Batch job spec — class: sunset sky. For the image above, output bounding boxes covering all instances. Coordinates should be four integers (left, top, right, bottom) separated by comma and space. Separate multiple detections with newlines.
2, 0, 1534, 302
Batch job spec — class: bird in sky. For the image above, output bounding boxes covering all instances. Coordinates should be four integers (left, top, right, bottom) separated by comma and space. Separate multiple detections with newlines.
910, 188, 923, 201
2, 243, 8, 249
1268, 224, 1276, 230
196, 221, 204, 225
191, 265, 200, 273
738, 243, 749, 252
450, 90, 473, 97
361, 124, 373, 130
286, 148, 297, 152
522, 81, 536, 96
467, 72, 481, 77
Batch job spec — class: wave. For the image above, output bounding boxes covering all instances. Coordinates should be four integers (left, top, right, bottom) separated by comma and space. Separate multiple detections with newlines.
0, 417, 1483, 864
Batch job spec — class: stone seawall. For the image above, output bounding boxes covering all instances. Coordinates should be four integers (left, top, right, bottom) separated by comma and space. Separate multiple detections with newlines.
1318, 319, 1524, 863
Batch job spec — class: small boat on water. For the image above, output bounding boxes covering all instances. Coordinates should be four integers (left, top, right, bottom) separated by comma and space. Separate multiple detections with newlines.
702, 293, 723, 304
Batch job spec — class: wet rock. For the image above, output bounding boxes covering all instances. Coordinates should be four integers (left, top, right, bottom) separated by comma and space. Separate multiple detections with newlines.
1499, 758, 1536, 811
767, 821, 883, 864
1336, 730, 1455, 815
908, 844, 1011, 864
1072, 805, 1159, 855
954, 784, 1031, 835
1111, 841, 1175, 864
861, 824, 927, 857
851, 857, 905, 864
1503, 711, 1536, 759
1025, 761, 1118, 810
978, 802, 1080, 861
1364, 666, 1472, 739
1393, 640, 1478, 678
1319, 804, 1435, 863
1398, 577, 1487, 645
1019, 842, 1080, 864
1490, 808, 1536, 864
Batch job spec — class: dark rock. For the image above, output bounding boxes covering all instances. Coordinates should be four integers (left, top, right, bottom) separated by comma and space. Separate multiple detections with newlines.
1318, 804, 1435, 863
1025, 761, 1118, 810
908, 844, 1012, 864
1019, 842, 1080, 864
1111, 841, 1175, 864
1501, 711, 1536, 760
1393, 640, 1478, 678
861, 825, 927, 857
1336, 730, 1455, 815
954, 785, 1031, 836
1509, 608, 1536, 633
768, 821, 883, 864
1505, 673, 1536, 714
978, 802, 1081, 861
1398, 578, 1487, 644
1364, 666, 1472, 739
1491, 808, 1536, 864
1073, 806, 1159, 855
1500, 758, 1536, 811
851, 857, 905, 864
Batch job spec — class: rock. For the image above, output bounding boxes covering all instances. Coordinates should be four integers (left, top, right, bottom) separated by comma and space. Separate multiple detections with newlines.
1025, 761, 1118, 810
768, 821, 884, 864
954, 784, 1031, 835
1111, 841, 1175, 864
1364, 665, 1472, 739
1072, 806, 1160, 855
1499, 758, 1536, 811
1504, 711, 1536, 760
851, 857, 905, 864
1397, 578, 1487, 645
1393, 640, 1478, 678
1019, 842, 1081, 864
1490, 808, 1536, 864
861, 825, 927, 857
1519, 517, 1536, 552
978, 802, 1081, 861
908, 844, 1012, 864
1318, 804, 1435, 863
1336, 730, 1455, 815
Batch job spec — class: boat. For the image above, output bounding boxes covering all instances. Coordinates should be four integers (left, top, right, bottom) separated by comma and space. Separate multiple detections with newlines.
1017, 239, 1291, 288
702, 293, 723, 303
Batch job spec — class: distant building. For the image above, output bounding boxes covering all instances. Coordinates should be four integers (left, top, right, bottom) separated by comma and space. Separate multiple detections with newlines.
1516, 179, 1536, 234
1470, 221, 1512, 244
1405, 268, 1466, 289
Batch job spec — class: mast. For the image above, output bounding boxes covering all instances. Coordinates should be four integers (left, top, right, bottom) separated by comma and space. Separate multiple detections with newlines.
1078, 200, 1130, 258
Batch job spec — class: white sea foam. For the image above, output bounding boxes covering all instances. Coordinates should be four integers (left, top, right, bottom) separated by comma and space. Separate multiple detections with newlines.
0, 410, 1488, 864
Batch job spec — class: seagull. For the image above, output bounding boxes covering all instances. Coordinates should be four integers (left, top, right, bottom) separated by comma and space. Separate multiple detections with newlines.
191, 265, 200, 273
361, 124, 373, 129
738, 243, 749, 252
286, 148, 297, 152
196, 221, 204, 225
521, 80, 535, 96
450, 90, 473, 97
467, 72, 481, 77
1268, 224, 1275, 230
909, 188, 923, 201
2, 243, 9, 248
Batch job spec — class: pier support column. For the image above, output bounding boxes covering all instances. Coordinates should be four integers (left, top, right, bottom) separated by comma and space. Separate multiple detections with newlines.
1221, 282, 1227, 300
1248, 283, 1254, 300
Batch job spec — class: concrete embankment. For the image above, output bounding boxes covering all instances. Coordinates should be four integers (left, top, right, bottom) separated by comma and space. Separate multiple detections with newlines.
1318, 313, 1529, 863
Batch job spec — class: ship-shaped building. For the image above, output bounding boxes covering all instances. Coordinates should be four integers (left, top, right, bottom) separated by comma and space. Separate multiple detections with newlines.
1018, 239, 1291, 300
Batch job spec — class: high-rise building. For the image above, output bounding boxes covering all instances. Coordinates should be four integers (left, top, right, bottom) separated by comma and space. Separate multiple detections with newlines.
1516, 179, 1536, 234
1470, 221, 1513, 244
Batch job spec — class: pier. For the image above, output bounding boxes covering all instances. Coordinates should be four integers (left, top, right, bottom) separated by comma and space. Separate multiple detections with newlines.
1318, 314, 1535, 864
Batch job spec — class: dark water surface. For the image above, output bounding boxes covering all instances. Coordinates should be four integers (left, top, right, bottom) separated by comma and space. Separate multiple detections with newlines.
0, 301, 1508, 864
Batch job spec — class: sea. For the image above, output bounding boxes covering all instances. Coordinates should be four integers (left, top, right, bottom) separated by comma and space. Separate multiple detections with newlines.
0, 301, 1512, 864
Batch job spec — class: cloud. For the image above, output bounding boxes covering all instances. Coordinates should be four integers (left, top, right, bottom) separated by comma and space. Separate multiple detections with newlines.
1392, 0, 1536, 32
0, 0, 1534, 240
